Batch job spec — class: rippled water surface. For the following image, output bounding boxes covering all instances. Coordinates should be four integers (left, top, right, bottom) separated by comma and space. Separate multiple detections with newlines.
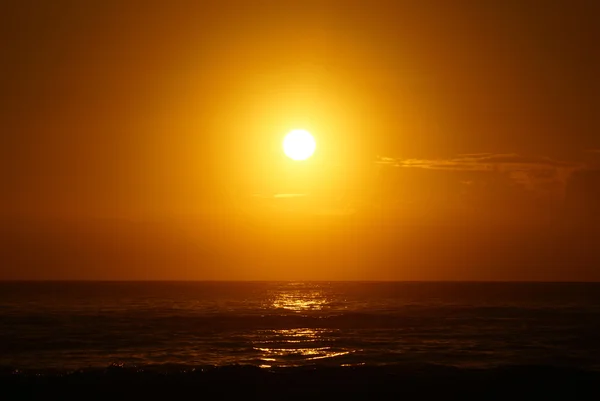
1, 282, 599, 370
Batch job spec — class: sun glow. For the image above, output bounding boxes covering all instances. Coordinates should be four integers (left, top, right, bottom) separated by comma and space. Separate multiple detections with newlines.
283, 129, 316, 160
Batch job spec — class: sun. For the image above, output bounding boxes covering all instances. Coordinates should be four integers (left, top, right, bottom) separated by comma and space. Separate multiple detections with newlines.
282, 129, 316, 160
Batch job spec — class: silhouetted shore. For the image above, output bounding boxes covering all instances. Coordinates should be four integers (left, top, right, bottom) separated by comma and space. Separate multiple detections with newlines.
3, 364, 599, 401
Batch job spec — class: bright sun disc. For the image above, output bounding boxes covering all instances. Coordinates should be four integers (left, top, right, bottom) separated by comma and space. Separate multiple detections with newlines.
283, 129, 316, 160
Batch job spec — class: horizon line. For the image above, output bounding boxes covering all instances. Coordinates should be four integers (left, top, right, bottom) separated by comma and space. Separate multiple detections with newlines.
1, 279, 599, 284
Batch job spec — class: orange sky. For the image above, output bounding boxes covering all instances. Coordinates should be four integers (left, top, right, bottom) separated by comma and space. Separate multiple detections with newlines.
2, 1, 599, 280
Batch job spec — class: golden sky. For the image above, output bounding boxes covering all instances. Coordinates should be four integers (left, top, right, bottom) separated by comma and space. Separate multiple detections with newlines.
2, 1, 599, 280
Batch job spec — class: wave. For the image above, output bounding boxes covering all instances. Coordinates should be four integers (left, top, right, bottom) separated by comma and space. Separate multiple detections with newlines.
4, 304, 598, 327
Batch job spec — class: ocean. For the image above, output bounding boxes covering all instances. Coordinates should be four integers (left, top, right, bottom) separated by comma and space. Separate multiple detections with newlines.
1, 281, 599, 372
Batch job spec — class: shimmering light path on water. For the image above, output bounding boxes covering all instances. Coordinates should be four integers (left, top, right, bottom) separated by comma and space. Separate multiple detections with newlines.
1, 282, 599, 371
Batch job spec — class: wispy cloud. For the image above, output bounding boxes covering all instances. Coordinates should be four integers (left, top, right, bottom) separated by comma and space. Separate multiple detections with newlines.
375, 153, 581, 203
376, 153, 576, 171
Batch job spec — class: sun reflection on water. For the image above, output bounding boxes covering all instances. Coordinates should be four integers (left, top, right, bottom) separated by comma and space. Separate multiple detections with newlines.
254, 327, 352, 365
270, 289, 328, 312
253, 285, 354, 365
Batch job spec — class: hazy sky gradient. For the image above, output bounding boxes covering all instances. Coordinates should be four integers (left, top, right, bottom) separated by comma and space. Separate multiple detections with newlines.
2, 1, 599, 280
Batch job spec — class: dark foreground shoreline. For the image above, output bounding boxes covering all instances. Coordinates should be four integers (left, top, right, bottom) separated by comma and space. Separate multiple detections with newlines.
3, 364, 599, 401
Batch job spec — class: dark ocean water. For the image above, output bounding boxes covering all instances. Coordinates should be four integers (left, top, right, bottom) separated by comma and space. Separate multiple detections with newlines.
1, 281, 599, 372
